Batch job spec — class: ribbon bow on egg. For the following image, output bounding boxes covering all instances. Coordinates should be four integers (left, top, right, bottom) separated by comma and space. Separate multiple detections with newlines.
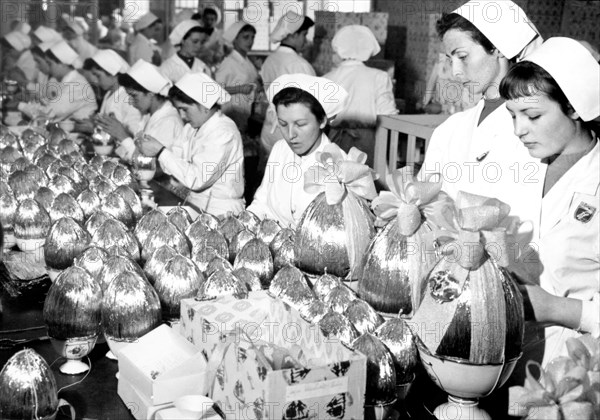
304, 144, 377, 205
371, 167, 453, 236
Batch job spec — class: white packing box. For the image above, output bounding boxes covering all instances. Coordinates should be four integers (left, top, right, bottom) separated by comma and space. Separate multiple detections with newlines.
118, 324, 209, 405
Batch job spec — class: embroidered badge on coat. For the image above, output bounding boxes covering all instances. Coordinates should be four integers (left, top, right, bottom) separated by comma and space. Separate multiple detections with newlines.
574, 202, 596, 223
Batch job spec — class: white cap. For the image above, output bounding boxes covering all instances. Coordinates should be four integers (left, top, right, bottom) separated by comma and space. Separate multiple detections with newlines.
524, 37, 600, 122
169, 19, 202, 46
14, 22, 31, 35
62, 16, 87, 36
126, 59, 172, 96
91, 49, 129, 75
175, 72, 231, 108
267, 74, 348, 119
172, 9, 195, 27
134, 12, 160, 31
33, 26, 62, 44
3, 31, 31, 52
38, 41, 58, 53
452, 0, 540, 60
222, 21, 252, 44
332, 25, 380, 62
49, 40, 81, 68
270, 11, 312, 43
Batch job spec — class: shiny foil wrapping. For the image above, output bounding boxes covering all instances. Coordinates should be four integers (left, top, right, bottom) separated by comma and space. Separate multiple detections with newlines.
318, 311, 359, 347
49, 192, 84, 225
344, 299, 384, 335
237, 210, 260, 233
257, 218, 282, 244
0, 187, 17, 231
97, 254, 146, 292
232, 267, 262, 292
324, 284, 357, 314
89, 155, 108, 172
295, 192, 375, 279
231, 229, 256, 263
81, 165, 99, 182
357, 219, 436, 317
197, 269, 248, 300
299, 300, 328, 324
166, 206, 193, 233
89, 175, 115, 198
85, 210, 116, 237
273, 238, 295, 274
34, 187, 55, 213
233, 238, 274, 288
73, 245, 109, 282
352, 333, 397, 406
25, 165, 48, 187
134, 209, 168, 247
191, 246, 220, 276
114, 185, 143, 222
101, 192, 135, 229
44, 217, 91, 270
43, 266, 102, 339
91, 218, 140, 262
46, 160, 66, 179
375, 318, 418, 385
100, 160, 118, 178
77, 189, 101, 220
313, 273, 343, 301
140, 221, 191, 262
10, 157, 31, 172
57, 167, 87, 196
155, 255, 205, 320
199, 230, 229, 261
14, 198, 51, 239
185, 219, 212, 251
0, 349, 59, 419
102, 271, 162, 341
198, 213, 219, 230
35, 153, 58, 172
48, 127, 67, 146
269, 265, 315, 312
218, 214, 244, 252
56, 139, 79, 156
48, 174, 76, 197
205, 255, 233, 278
269, 227, 294, 256
144, 245, 178, 286
9, 170, 38, 201
110, 164, 135, 188
0, 146, 22, 173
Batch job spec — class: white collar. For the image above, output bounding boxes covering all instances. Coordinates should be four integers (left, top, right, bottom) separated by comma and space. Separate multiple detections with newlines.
276, 45, 299, 55
339, 60, 365, 67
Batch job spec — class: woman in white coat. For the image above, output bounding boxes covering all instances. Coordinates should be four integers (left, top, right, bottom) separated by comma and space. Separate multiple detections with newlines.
259, 11, 316, 156
500, 38, 600, 364
324, 25, 398, 168
247, 74, 348, 227
137, 72, 245, 216
215, 21, 260, 137
159, 20, 211, 82
98, 59, 183, 163
419, 0, 545, 274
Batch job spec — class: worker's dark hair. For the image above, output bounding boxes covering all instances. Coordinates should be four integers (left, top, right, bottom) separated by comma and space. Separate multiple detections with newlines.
500, 60, 573, 116
182, 26, 211, 42
273, 87, 326, 124
168, 84, 220, 110
436, 13, 495, 54
118, 73, 150, 95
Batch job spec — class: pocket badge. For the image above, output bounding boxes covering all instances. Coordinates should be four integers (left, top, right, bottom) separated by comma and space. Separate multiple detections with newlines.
574, 202, 596, 223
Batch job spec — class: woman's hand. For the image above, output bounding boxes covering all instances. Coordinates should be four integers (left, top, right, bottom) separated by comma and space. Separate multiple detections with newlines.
73, 118, 94, 134
136, 135, 164, 157
519, 283, 582, 330
95, 114, 130, 142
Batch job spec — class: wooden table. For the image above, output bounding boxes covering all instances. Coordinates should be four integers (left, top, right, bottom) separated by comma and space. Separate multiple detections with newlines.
373, 114, 449, 187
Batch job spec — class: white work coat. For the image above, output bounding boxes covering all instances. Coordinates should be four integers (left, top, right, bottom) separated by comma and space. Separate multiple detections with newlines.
215, 50, 259, 133
159, 112, 245, 216
116, 100, 183, 162
44, 69, 97, 120
16, 50, 38, 83
128, 33, 162, 65
324, 60, 398, 166
421, 100, 546, 253
259, 46, 316, 153
99, 86, 142, 136
247, 134, 334, 228
533, 140, 600, 365
159, 53, 211, 83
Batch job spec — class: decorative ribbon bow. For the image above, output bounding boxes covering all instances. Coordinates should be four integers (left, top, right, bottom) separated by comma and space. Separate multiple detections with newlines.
371, 167, 453, 236
508, 335, 599, 419
304, 144, 377, 205
434, 191, 517, 269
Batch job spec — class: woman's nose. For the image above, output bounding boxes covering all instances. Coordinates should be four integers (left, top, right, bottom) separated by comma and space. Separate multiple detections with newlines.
288, 125, 296, 139
513, 117, 528, 137
452, 60, 464, 79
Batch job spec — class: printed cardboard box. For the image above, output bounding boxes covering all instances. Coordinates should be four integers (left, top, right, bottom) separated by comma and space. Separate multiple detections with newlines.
192, 294, 367, 420
118, 324, 209, 405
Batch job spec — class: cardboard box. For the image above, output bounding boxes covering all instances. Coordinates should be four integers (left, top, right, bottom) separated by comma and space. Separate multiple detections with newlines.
182, 293, 367, 420
119, 378, 222, 420
118, 324, 209, 405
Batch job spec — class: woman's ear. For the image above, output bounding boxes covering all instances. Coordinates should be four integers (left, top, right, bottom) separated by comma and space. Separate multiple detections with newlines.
320, 118, 328, 130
